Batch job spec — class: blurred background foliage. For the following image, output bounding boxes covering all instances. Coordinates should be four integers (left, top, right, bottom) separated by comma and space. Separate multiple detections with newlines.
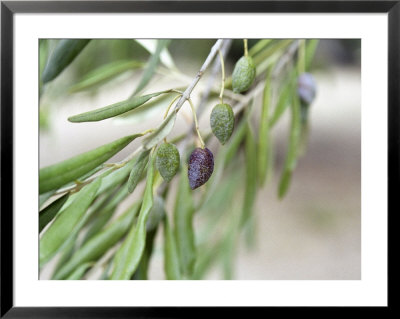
39, 39, 360, 132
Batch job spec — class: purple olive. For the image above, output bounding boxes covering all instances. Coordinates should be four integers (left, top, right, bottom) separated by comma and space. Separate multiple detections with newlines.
188, 147, 214, 190
297, 73, 316, 105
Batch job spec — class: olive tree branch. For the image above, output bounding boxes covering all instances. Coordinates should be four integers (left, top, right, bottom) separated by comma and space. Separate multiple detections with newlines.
173, 39, 225, 113
51, 40, 226, 197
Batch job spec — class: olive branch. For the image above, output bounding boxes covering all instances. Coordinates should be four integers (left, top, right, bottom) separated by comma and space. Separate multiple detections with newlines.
39, 38, 318, 280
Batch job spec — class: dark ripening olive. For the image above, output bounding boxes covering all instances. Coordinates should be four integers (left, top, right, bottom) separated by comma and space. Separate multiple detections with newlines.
297, 73, 317, 105
210, 103, 234, 145
188, 147, 214, 190
232, 56, 256, 93
156, 143, 180, 182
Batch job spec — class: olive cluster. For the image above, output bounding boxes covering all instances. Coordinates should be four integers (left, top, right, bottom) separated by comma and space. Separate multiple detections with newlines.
155, 52, 257, 190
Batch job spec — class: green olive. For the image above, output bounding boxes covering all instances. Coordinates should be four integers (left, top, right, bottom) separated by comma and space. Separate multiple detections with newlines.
210, 103, 234, 145
232, 56, 256, 93
156, 143, 180, 182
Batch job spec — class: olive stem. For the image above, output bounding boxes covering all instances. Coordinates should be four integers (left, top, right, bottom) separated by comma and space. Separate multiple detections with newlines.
244, 39, 248, 57
54, 167, 113, 196
172, 39, 225, 113
187, 98, 205, 149
218, 50, 225, 104
141, 128, 155, 135
164, 94, 182, 120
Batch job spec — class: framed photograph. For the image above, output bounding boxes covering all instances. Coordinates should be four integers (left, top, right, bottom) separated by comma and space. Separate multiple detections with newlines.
1, 0, 396, 317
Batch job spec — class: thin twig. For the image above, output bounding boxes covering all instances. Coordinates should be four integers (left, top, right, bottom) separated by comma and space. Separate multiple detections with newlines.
179, 40, 232, 153
218, 50, 226, 104
173, 39, 225, 113
232, 81, 265, 115
196, 39, 233, 121
272, 40, 300, 78
52, 167, 113, 196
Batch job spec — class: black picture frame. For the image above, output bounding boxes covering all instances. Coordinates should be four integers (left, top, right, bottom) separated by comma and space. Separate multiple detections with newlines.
1, 1, 396, 317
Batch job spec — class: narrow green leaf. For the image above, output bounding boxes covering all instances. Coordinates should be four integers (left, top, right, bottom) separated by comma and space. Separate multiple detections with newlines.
298, 113, 311, 157
174, 168, 196, 278
266, 137, 275, 184
193, 242, 222, 280
269, 86, 291, 129
39, 39, 49, 93
39, 191, 56, 209
221, 208, 240, 280
132, 227, 158, 280
39, 193, 69, 233
42, 39, 91, 83
269, 67, 298, 129
39, 40, 49, 76
223, 119, 247, 164
146, 195, 165, 231
79, 183, 117, 224
113, 91, 172, 122
83, 186, 130, 243
243, 210, 257, 249
65, 262, 93, 280
132, 39, 171, 96
297, 40, 306, 74
51, 234, 77, 279
45, 166, 105, 200
40, 178, 101, 266
69, 60, 144, 93
127, 150, 151, 193
96, 156, 138, 195
257, 71, 272, 186
53, 201, 140, 280
110, 154, 156, 280
134, 39, 176, 70
278, 91, 302, 199
278, 49, 306, 198
198, 113, 247, 211
142, 112, 177, 150
305, 39, 319, 71
39, 134, 140, 194
163, 215, 181, 280
76, 165, 106, 183
199, 169, 242, 220
68, 91, 170, 123
50, 175, 118, 276
248, 39, 272, 58
241, 121, 258, 226
99, 261, 113, 280
253, 39, 292, 66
